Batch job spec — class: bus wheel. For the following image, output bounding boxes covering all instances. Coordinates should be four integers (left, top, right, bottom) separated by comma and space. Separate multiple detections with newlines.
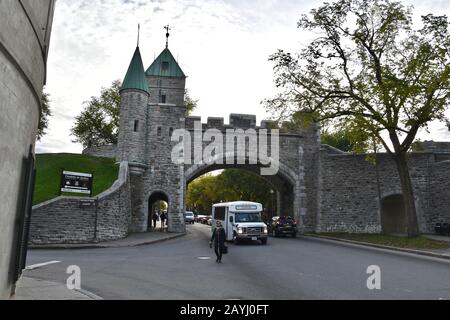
233, 233, 240, 245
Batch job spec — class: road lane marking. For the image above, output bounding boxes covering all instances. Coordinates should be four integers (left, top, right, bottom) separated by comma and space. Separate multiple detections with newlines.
26, 261, 61, 270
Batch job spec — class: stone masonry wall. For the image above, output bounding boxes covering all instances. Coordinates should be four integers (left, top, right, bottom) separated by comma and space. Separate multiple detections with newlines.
183, 114, 317, 232
128, 103, 187, 233
82, 145, 117, 159
429, 160, 450, 229
30, 162, 131, 244
117, 90, 149, 165
318, 152, 433, 234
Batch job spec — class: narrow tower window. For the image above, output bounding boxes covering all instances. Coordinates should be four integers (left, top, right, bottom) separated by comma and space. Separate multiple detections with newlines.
161, 95, 167, 104
134, 120, 139, 132
162, 61, 169, 71
157, 127, 162, 137
169, 127, 174, 137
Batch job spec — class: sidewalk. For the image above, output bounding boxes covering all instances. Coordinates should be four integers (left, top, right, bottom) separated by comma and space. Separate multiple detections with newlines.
423, 234, 450, 243
12, 277, 102, 300
305, 234, 450, 260
29, 231, 186, 250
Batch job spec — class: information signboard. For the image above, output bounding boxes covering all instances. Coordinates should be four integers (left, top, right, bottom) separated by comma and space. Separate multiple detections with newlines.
60, 170, 93, 196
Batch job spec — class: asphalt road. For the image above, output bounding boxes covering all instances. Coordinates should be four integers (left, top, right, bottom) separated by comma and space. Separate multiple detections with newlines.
25, 224, 450, 300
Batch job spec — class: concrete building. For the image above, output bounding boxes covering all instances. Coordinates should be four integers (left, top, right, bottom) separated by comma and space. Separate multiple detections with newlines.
0, 0, 56, 298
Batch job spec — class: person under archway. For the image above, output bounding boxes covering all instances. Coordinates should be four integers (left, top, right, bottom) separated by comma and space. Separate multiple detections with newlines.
152, 211, 159, 231
160, 211, 167, 231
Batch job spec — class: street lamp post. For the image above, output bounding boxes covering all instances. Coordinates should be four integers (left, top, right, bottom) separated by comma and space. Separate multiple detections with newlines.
270, 189, 275, 218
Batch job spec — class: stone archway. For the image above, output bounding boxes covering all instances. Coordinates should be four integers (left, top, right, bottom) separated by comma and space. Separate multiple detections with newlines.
148, 191, 170, 231
381, 194, 406, 234
185, 153, 302, 224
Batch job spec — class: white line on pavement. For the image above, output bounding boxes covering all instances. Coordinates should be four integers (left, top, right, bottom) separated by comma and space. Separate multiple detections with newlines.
26, 261, 62, 270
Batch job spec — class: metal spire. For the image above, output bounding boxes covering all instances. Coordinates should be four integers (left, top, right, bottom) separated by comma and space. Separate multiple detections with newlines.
164, 24, 171, 49
137, 23, 140, 47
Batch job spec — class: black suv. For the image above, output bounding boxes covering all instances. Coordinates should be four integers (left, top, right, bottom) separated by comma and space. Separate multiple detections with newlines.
268, 216, 298, 238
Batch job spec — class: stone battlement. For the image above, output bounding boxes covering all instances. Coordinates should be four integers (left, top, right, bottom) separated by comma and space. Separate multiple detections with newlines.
185, 114, 276, 131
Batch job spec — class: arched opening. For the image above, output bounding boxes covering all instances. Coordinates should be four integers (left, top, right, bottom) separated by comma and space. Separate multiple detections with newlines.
148, 192, 169, 232
186, 165, 295, 224
381, 194, 406, 235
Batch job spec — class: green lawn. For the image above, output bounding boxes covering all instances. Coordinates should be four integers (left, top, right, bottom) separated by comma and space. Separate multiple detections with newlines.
313, 233, 450, 250
33, 153, 119, 205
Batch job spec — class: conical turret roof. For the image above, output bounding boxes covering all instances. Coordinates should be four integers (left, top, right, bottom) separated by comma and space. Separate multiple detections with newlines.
121, 47, 149, 93
146, 48, 186, 78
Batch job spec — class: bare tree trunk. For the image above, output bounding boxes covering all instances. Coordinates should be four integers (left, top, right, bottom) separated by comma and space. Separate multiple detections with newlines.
393, 152, 420, 238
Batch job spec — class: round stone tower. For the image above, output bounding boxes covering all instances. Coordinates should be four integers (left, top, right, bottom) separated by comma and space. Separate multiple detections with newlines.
117, 46, 150, 174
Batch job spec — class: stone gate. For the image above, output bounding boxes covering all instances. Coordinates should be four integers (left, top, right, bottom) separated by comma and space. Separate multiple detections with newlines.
30, 39, 450, 245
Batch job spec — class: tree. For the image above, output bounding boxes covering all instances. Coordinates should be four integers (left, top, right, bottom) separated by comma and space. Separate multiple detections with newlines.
321, 129, 355, 152
265, 0, 450, 237
185, 90, 198, 116
71, 80, 121, 148
72, 81, 198, 148
37, 92, 52, 141
186, 174, 219, 215
186, 170, 278, 216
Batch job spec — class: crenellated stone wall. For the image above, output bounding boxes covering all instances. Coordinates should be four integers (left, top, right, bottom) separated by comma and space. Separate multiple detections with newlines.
183, 114, 320, 233
33, 110, 450, 242
29, 162, 131, 245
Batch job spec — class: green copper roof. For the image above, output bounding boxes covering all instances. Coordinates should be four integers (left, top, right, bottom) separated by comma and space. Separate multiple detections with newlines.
145, 48, 186, 78
121, 47, 149, 93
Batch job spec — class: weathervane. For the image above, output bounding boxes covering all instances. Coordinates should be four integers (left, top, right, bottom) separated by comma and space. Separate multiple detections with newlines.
164, 24, 171, 48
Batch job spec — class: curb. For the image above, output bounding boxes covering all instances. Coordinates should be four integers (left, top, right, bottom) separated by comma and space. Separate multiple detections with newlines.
75, 288, 104, 300
13, 277, 104, 301
133, 233, 186, 247
28, 233, 186, 250
305, 234, 450, 261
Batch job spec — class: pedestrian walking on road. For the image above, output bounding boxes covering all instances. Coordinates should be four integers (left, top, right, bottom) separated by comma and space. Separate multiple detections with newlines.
210, 221, 226, 263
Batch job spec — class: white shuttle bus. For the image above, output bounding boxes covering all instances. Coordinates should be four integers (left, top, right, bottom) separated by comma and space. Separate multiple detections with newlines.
212, 201, 268, 245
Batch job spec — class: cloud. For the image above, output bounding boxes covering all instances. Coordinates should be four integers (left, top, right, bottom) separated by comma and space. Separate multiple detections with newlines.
37, 0, 450, 154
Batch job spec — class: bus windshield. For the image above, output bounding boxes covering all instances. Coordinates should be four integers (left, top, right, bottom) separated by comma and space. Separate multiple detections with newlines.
234, 212, 262, 223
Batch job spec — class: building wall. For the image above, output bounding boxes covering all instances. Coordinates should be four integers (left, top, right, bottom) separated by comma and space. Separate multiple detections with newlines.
0, 0, 55, 299
30, 162, 132, 244
148, 77, 185, 106
129, 103, 187, 233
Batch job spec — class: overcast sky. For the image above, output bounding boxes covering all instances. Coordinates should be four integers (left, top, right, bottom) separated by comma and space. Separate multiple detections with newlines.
37, 0, 450, 154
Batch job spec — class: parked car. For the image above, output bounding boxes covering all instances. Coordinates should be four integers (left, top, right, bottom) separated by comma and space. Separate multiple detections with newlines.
206, 217, 212, 226
185, 211, 195, 225
200, 216, 211, 225
268, 216, 298, 238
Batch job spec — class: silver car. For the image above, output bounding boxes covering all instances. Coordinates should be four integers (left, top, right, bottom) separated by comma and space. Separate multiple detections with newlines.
185, 211, 195, 224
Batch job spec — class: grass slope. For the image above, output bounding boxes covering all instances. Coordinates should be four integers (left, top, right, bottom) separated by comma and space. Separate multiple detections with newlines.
33, 153, 119, 205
